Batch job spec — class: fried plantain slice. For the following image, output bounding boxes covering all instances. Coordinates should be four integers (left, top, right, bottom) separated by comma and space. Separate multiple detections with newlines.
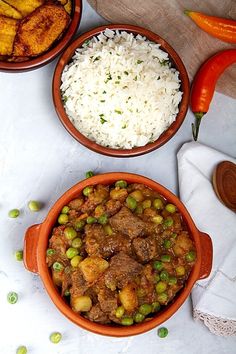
0, 15, 18, 55
58, 0, 68, 5
64, 0, 72, 15
0, 0, 22, 19
3, 0, 44, 17
13, 3, 70, 57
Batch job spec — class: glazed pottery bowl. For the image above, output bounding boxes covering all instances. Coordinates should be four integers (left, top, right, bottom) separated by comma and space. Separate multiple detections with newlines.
52, 24, 190, 157
0, 0, 82, 72
24, 172, 212, 337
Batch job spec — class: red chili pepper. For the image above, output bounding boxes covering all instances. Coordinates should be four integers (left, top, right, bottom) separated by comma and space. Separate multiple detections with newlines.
190, 49, 236, 141
184, 10, 236, 44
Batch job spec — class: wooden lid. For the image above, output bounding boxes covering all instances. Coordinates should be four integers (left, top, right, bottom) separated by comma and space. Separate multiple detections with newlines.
212, 161, 236, 212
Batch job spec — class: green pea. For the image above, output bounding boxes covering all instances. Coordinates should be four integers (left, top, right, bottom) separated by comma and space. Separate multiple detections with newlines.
52, 262, 63, 272
74, 220, 85, 231
163, 216, 173, 229
28, 200, 41, 212
71, 237, 82, 248
8, 209, 20, 218
70, 255, 82, 267
16, 346, 27, 354
152, 301, 161, 312
83, 186, 93, 196
142, 199, 151, 209
121, 317, 134, 326
139, 303, 152, 316
7, 291, 18, 304
160, 270, 169, 281
165, 203, 176, 213
98, 214, 108, 225
47, 248, 55, 256
171, 232, 177, 239
86, 216, 97, 224
168, 276, 177, 285
61, 206, 70, 214
153, 261, 163, 271
58, 214, 69, 225
161, 254, 171, 263
154, 273, 160, 283
134, 312, 145, 323
66, 247, 78, 259
152, 215, 163, 224
176, 265, 186, 276
115, 180, 127, 188
14, 250, 23, 261
153, 199, 164, 210
64, 227, 77, 240
85, 171, 94, 178
163, 239, 172, 249
50, 332, 62, 344
115, 306, 125, 318
158, 327, 168, 338
186, 251, 196, 262
157, 292, 168, 304
155, 281, 167, 294
126, 196, 137, 210
64, 289, 70, 296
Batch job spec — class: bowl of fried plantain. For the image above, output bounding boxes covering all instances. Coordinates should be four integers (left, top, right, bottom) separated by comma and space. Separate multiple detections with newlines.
0, 0, 82, 71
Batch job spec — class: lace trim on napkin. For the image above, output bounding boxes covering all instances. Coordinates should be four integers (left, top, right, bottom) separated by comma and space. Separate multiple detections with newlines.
194, 309, 236, 336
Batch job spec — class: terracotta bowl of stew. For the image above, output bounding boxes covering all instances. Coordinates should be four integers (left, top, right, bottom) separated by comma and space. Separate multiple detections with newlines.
0, 0, 82, 72
52, 24, 190, 157
23, 172, 212, 337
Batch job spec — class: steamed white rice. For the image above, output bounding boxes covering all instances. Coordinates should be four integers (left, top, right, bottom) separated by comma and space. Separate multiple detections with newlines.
61, 29, 183, 149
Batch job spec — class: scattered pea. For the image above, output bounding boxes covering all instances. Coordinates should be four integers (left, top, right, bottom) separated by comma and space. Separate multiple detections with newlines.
85, 171, 94, 178
86, 216, 97, 224
142, 199, 151, 209
160, 270, 169, 281
157, 292, 168, 304
158, 327, 168, 338
50, 332, 62, 344
153, 260, 163, 271
168, 276, 177, 285
47, 248, 55, 256
126, 196, 137, 210
134, 312, 145, 323
115, 306, 125, 318
14, 250, 23, 261
74, 220, 85, 231
71, 255, 82, 267
7, 291, 18, 304
61, 206, 70, 214
163, 217, 173, 228
121, 317, 134, 326
176, 265, 186, 276
83, 186, 93, 196
28, 200, 41, 212
52, 262, 63, 272
139, 303, 152, 316
115, 180, 127, 188
186, 251, 196, 262
161, 254, 171, 263
165, 204, 176, 213
64, 227, 77, 240
155, 281, 167, 294
163, 239, 172, 249
153, 199, 164, 210
16, 346, 27, 354
152, 301, 161, 312
98, 214, 108, 225
8, 209, 20, 218
58, 214, 69, 225
66, 247, 78, 259
152, 215, 163, 224
71, 237, 82, 248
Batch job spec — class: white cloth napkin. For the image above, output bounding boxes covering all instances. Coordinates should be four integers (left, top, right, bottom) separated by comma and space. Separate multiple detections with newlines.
177, 142, 236, 336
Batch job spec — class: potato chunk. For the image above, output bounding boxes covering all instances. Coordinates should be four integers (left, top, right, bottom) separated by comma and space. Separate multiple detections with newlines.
71, 295, 92, 312
52, 270, 63, 287
119, 284, 138, 312
173, 232, 194, 257
79, 256, 109, 283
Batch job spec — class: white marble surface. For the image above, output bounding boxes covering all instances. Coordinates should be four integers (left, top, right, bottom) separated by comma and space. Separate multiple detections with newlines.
0, 1, 236, 353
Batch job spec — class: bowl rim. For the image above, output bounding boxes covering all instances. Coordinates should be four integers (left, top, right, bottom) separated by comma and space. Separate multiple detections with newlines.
52, 24, 190, 157
36, 172, 202, 337
0, 0, 82, 72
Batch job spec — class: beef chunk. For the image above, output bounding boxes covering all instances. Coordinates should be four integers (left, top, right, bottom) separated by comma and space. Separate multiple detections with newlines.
132, 236, 159, 263
85, 224, 131, 258
105, 199, 122, 216
97, 287, 118, 314
104, 252, 143, 290
109, 207, 146, 239
86, 304, 110, 323
70, 268, 88, 297
47, 226, 70, 266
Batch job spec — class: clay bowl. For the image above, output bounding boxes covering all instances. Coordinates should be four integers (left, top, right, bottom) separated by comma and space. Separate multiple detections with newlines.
52, 24, 190, 157
24, 172, 212, 337
0, 0, 82, 72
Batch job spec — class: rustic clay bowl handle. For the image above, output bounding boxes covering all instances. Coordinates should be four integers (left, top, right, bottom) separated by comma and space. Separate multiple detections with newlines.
198, 231, 213, 280
23, 224, 41, 274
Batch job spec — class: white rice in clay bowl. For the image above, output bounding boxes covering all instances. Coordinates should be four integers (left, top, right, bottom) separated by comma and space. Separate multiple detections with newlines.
59, 26, 189, 155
